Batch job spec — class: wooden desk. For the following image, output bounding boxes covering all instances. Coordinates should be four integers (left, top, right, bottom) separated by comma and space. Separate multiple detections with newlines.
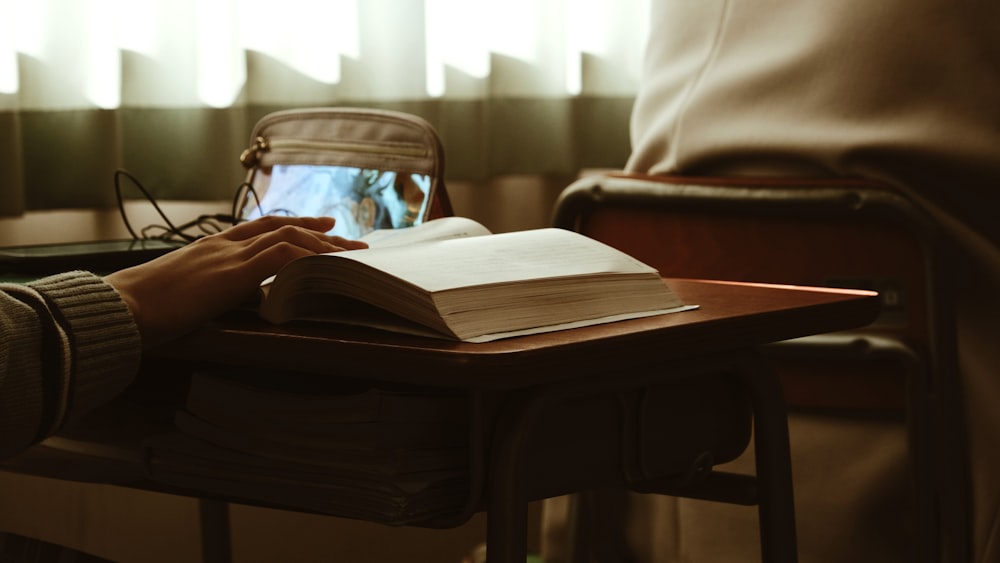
3, 279, 879, 563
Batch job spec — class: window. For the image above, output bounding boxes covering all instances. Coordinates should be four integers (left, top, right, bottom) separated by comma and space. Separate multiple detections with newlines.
0, 0, 649, 213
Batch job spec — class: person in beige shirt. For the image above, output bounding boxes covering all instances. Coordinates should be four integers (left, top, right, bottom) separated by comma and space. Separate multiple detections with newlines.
546, 1, 1000, 561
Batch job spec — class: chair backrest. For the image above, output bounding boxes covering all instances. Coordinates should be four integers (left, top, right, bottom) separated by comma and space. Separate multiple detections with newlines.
552, 173, 959, 408
554, 174, 949, 343
551, 172, 969, 561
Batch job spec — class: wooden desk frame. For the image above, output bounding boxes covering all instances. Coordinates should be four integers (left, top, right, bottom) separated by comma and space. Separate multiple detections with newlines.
3, 279, 879, 563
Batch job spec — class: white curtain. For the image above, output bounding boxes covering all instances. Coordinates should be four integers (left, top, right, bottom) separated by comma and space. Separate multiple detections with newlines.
0, 0, 649, 214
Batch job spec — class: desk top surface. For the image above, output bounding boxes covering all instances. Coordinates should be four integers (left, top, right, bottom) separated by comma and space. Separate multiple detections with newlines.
150, 279, 879, 389
3, 277, 879, 498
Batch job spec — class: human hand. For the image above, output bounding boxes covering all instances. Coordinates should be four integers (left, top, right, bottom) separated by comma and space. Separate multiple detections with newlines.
105, 216, 367, 347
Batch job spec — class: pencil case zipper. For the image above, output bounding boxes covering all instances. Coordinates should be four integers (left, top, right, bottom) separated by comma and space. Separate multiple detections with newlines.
240, 137, 429, 169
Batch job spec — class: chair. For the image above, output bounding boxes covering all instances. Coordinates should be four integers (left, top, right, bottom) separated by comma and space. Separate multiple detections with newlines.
551, 172, 970, 563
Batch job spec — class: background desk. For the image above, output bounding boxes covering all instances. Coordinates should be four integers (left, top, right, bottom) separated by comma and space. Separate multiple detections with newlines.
2, 279, 880, 563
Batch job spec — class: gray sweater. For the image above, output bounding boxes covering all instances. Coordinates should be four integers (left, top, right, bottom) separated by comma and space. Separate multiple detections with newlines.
0, 271, 141, 458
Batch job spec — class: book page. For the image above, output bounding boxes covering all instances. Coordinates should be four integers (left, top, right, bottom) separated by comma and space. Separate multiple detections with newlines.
360, 216, 491, 248
337, 228, 660, 293
465, 304, 699, 343
260, 216, 491, 289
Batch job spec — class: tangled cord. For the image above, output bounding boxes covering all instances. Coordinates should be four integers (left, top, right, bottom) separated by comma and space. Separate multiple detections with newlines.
113, 169, 262, 243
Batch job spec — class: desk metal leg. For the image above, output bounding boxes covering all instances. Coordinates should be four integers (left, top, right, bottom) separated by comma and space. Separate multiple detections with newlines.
486, 385, 641, 563
486, 394, 533, 563
485, 351, 798, 563
198, 499, 232, 563
565, 489, 637, 563
740, 360, 799, 563
485, 489, 530, 563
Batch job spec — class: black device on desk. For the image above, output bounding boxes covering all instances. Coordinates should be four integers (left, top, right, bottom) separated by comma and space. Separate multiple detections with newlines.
0, 239, 184, 278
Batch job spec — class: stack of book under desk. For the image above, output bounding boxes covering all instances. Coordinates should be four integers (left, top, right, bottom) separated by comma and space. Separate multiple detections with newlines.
143, 369, 471, 525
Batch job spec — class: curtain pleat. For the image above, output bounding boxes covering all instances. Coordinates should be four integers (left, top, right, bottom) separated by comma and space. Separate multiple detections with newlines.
2, 97, 634, 215
0, 0, 647, 216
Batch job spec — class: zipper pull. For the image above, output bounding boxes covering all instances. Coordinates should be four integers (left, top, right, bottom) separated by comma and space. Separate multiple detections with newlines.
239, 136, 270, 168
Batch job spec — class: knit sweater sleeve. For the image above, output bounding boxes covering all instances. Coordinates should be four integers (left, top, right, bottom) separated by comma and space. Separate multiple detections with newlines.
0, 271, 141, 458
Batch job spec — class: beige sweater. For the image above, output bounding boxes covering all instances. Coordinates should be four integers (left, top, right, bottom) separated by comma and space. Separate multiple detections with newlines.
0, 271, 141, 458
627, 0, 1000, 266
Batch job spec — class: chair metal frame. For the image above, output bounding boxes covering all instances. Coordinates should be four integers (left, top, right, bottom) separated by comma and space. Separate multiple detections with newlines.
552, 173, 971, 563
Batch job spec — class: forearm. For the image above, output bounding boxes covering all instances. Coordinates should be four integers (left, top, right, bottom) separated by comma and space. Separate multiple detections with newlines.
0, 271, 141, 458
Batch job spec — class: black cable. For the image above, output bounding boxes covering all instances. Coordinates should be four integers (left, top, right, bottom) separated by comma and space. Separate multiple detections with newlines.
114, 169, 199, 242
231, 181, 263, 224
113, 169, 144, 240
114, 169, 247, 243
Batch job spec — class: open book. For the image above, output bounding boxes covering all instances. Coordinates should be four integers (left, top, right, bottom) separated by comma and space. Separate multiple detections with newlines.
259, 216, 696, 342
